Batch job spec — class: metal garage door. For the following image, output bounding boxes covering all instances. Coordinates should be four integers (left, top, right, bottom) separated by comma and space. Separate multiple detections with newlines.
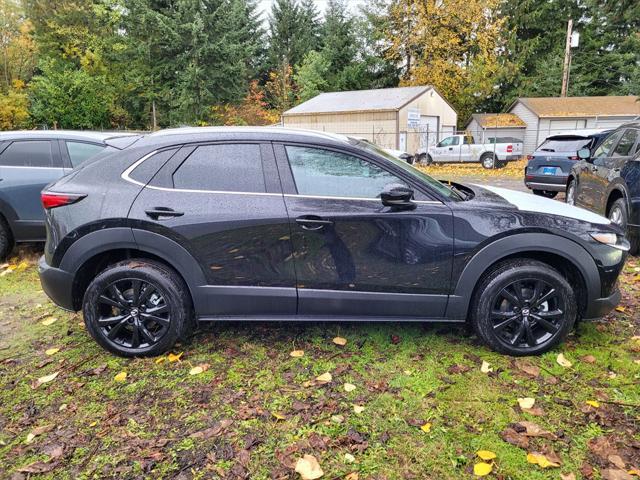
419, 115, 439, 149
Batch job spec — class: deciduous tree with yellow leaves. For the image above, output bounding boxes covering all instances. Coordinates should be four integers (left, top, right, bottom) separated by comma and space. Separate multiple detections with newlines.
386, 0, 511, 122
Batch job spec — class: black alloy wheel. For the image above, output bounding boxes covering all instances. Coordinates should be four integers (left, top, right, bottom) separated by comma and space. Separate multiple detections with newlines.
471, 259, 576, 356
97, 279, 170, 349
83, 259, 192, 357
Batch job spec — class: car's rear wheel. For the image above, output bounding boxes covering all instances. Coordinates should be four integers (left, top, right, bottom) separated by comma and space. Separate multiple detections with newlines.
565, 179, 576, 205
83, 259, 193, 357
533, 190, 558, 199
0, 216, 14, 261
470, 259, 576, 356
481, 153, 495, 169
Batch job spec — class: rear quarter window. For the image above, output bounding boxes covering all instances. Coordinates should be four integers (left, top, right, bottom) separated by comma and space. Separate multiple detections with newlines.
129, 149, 178, 184
0, 140, 55, 167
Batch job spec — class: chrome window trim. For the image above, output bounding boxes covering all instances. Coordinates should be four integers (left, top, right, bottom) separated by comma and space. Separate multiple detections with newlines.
121, 150, 443, 205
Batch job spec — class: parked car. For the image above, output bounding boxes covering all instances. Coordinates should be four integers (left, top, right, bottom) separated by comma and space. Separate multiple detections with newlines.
524, 130, 611, 198
38, 127, 627, 358
565, 122, 640, 255
416, 134, 524, 169
0, 130, 137, 260
356, 137, 414, 164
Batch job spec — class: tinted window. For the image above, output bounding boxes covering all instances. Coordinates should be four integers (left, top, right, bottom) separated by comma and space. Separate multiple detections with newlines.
0, 140, 54, 167
593, 131, 623, 159
538, 138, 591, 153
173, 144, 265, 192
130, 149, 177, 184
66, 141, 105, 167
286, 146, 405, 199
612, 129, 638, 157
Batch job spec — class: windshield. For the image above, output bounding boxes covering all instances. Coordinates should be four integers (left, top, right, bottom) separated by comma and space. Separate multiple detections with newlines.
537, 137, 591, 153
349, 138, 462, 201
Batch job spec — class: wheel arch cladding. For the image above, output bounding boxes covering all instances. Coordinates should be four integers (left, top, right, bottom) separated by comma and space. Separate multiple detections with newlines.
446, 233, 599, 319
59, 227, 206, 311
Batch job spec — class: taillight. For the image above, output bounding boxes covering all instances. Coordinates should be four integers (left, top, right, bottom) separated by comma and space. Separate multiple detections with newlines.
41, 192, 86, 209
568, 155, 579, 160
527, 155, 534, 161
506, 145, 513, 153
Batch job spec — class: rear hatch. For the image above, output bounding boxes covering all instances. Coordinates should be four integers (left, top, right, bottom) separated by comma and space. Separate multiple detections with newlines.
527, 136, 593, 176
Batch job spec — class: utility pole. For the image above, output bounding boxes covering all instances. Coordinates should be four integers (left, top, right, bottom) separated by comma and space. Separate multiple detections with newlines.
561, 19, 573, 97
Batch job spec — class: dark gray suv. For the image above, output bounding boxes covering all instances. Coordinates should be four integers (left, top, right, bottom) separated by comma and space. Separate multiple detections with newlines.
0, 131, 132, 259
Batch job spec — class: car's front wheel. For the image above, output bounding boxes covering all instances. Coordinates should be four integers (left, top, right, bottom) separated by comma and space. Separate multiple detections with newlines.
533, 190, 558, 199
470, 259, 576, 356
83, 259, 193, 357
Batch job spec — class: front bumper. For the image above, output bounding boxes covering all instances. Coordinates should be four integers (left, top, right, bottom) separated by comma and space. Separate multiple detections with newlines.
524, 174, 568, 192
38, 255, 76, 311
583, 287, 621, 321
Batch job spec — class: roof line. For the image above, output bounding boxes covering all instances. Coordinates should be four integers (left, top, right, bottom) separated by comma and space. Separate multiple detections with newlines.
395, 86, 432, 111
282, 108, 398, 117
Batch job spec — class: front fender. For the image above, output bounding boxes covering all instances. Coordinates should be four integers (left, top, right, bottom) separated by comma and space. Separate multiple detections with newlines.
446, 233, 600, 319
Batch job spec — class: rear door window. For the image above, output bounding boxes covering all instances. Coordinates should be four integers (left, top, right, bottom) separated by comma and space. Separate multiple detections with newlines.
172, 144, 265, 192
0, 140, 55, 167
65, 141, 106, 167
611, 129, 638, 157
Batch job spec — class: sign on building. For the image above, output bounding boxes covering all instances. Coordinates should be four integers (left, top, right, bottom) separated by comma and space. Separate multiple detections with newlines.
407, 108, 421, 129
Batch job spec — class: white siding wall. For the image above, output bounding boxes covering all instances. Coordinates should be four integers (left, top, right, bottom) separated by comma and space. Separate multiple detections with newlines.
510, 102, 540, 154
592, 116, 637, 128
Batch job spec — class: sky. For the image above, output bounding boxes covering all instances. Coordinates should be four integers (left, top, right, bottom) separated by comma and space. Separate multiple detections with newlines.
255, 0, 363, 23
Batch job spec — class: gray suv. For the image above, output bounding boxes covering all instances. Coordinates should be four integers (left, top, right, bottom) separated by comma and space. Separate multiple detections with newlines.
0, 131, 130, 260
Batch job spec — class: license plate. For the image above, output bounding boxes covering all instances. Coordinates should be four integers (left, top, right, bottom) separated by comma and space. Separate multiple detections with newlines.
542, 167, 556, 175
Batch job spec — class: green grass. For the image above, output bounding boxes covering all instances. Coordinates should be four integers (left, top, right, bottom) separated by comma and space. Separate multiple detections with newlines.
0, 254, 639, 479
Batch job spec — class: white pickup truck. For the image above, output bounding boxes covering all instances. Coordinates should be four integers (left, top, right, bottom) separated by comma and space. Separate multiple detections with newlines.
416, 135, 524, 169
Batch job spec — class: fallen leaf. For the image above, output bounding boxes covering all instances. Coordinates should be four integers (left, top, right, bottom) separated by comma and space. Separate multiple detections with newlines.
290, 350, 304, 358
353, 404, 365, 414
557, 353, 572, 368
518, 397, 536, 410
601, 469, 633, 480
560, 473, 577, 480
155, 357, 166, 364
514, 360, 540, 377
295, 454, 324, 480
344, 383, 356, 392
420, 423, 432, 433
501, 427, 529, 449
17, 461, 57, 474
581, 355, 597, 364
43, 444, 64, 459
473, 462, 493, 476
344, 453, 355, 463
477, 450, 497, 461
333, 337, 347, 346
190, 419, 233, 439
45, 348, 60, 356
390, 334, 400, 344
586, 400, 600, 408
114, 371, 127, 382
615, 306, 626, 313
516, 421, 556, 439
331, 414, 344, 424
35, 371, 59, 387
315, 372, 332, 384
25, 433, 35, 444
608, 455, 626, 470
345, 473, 359, 480
167, 352, 183, 362
189, 366, 204, 375
480, 361, 493, 373
272, 412, 286, 420
527, 452, 560, 468
41, 317, 57, 326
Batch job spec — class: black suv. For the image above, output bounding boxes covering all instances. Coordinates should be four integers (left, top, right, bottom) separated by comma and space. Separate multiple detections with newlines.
566, 122, 640, 255
524, 130, 610, 199
0, 131, 135, 260
38, 127, 628, 357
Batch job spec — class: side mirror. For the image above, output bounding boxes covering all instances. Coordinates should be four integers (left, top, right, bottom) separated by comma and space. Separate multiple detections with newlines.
577, 148, 591, 161
381, 184, 415, 209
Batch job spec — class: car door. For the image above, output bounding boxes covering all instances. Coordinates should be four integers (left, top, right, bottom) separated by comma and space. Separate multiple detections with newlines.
0, 139, 63, 241
576, 131, 622, 210
273, 143, 454, 318
459, 135, 474, 162
433, 136, 456, 162
127, 142, 297, 317
601, 129, 640, 210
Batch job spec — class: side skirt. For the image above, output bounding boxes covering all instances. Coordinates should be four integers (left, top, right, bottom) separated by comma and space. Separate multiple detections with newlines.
197, 315, 466, 323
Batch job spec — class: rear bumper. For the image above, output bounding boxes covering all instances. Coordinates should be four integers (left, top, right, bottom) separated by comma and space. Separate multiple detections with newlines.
524, 175, 568, 192
583, 287, 621, 321
38, 255, 76, 311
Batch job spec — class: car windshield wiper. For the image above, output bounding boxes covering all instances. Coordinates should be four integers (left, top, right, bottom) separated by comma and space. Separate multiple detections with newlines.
540, 148, 555, 152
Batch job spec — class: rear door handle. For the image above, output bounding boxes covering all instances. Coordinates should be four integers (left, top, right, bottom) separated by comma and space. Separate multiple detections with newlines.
295, 215, 333, 231
145, 207, 184, 220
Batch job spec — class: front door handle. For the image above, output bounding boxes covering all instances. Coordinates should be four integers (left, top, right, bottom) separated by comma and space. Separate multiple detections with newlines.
448, 147, 453, 151
295, 215, 333, 231
145, 207, 184, 220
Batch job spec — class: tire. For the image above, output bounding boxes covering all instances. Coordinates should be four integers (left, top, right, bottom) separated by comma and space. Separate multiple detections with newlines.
481, 153, 496, 169
415, 153, 427, 165
425, 154, 434, 166
83, 259, 193, 357
533, 190, 558, 199
565, 179, 576, 205
470, 259, 576, 356
607, 198, 638, 256
0, 216, 14, 261
495, 160, 507, 169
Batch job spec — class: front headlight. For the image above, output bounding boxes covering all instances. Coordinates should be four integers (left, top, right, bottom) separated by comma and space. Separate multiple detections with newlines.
590, 232, 630, 251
